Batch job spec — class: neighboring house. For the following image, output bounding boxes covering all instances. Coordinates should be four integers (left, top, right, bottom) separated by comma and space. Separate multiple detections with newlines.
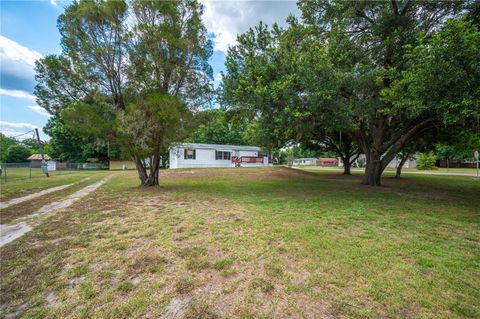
293, 158, 317, 166
169, 143, 270, 169
316, 158, 339, 167
27, 154, 51, 168
386, 155, 417, 169
338, 154, 366, 168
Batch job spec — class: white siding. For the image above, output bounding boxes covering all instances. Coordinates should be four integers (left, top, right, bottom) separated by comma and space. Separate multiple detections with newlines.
169, 145, 270, 169
239, 150, 258, 157
171, 148, 234, 169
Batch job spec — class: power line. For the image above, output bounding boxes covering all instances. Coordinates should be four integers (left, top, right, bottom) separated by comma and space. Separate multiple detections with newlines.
7, 129, 36, 139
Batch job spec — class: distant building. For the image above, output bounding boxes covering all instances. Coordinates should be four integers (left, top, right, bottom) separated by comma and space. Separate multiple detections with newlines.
386, 155, 417, 169
316, 158, 339, 167
27, 154, 51, 168
293, 158, 317, 166
169, 143, 270, 169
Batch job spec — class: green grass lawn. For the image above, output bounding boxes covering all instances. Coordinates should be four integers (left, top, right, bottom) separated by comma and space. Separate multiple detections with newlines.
299, 165, 479, 175
0, 167, 479, 318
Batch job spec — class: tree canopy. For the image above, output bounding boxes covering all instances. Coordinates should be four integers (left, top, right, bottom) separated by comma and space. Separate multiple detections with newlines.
187, 108, 249, 145
221, 0, 480, 185
35, 0, 214, 186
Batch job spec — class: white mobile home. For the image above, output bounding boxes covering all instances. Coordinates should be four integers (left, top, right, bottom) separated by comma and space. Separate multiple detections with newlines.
293, 158, 317, 166
169, 143, 270, 169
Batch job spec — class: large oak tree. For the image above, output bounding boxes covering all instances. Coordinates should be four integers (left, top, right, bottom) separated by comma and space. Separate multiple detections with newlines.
222, 0, 479, 186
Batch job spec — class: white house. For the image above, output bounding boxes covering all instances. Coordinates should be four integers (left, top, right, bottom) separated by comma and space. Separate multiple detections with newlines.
169, 143, 270, 169
386, 154, 418, 169
293, 158, 317, 166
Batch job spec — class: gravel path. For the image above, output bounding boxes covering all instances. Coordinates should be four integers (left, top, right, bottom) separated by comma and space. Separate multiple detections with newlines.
0, 184, 74, 210
0, 177, 109, 247
0, 222, 32, 247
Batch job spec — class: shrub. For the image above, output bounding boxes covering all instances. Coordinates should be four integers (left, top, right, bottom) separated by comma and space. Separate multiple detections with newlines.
417, 152, 437, 170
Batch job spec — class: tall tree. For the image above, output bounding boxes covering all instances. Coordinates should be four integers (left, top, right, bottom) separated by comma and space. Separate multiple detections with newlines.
221, 19, 361, 175
35, 0, 213, 186
298, 0, 479, 185
223, 1, 478, 186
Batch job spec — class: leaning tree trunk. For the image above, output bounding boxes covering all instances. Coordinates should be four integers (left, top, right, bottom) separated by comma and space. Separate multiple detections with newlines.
143, 154, 161, 186
134, 157, 148, 185
133, 154, 161, 187
395, 154, 409, 179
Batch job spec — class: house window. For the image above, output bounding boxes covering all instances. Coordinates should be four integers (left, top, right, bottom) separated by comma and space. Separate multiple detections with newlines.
184, 149, 196, 160
258, 152, 267, 157
215, 151, 231, 160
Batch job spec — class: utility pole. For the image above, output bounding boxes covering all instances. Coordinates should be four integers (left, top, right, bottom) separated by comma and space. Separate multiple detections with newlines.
35, 128, 49, 177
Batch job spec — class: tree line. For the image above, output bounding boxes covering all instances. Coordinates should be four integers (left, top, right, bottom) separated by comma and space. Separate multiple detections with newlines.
0, 134, 51, 163
35, 0, 480, 186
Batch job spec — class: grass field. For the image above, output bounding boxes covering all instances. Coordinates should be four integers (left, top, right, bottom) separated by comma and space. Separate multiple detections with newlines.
296, 166, 479, 175
0, 167, 479, 318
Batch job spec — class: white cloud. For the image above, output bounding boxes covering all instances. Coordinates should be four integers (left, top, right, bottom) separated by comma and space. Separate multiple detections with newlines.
0, 88, 36, 101
214, 72, 223, 81
201, 0, 299, 53
0, 121, 36, 129
50, 0, 58, 6
0, 121, 37, 139
0, 35, 42, 69
27, 105, 50, 117
0, 35, 43, 91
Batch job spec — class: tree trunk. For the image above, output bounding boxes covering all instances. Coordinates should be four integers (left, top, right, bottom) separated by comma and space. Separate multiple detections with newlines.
134, 157, 148, 185
395, 154, 409, 178
133, 155, 161, 187
143, 155, 161, 187
362, 152, 383, 186
342, 158, 351, 175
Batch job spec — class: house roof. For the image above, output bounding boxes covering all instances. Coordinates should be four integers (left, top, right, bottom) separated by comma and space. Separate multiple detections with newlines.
28, 154, 51, 160
172, 143, 261, 151
317, 157, 338, 163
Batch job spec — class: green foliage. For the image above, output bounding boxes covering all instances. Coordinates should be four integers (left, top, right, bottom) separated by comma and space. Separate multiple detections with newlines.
0, 133, 17, 162
222, 1, 478, 185
118, 92, 192, 159
435, 131, 480, 161
43, 115, 110, 162
20, 138, 40, 154
417, 152, 437, 170
5, 144, 31, 163
386, 18, 480, 124
188, 109, 247, 145
34, 0, 213, 185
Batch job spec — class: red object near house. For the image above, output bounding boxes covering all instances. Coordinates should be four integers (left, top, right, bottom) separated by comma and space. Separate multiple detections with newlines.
232, 156, 266, 167
316, 158, 338, 166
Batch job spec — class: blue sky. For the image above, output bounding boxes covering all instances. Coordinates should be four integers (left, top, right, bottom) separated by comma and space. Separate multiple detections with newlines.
0, 0, 298, 140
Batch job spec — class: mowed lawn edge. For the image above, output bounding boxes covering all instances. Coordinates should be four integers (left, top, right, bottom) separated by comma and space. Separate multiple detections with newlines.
0, 167, 478, 318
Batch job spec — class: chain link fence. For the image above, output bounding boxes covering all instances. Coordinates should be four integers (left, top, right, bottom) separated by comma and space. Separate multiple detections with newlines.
0, 162, 108, 183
